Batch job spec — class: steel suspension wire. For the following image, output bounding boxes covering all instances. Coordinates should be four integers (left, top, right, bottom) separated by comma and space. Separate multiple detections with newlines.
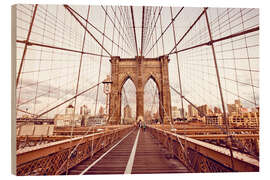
169, 26, 259, 55
17, 70, 100, 108
56, 104, 120, 175
110, 6, 134, 53
140, 6, 145, 56
33, 5, 48, 115
141, 7, 154, 56
142, 7, 156, 55
64, 5, 112, 57
74, 5, 90, 116
16, 4, 38, 88
143, 7, 159, 55
180, 65, 256, 105
170, 7, 185, 119
204, 8, 235, 171
118, 6, 137, 55
170, 84, 259, 158
130, 6, 139, 56
16, 40, 110, 58
239, 8, 257, 108
145, 7, 185, 57
94, 7, 108, 116
148, 81, 194, 172
100, 6, 134, 56
122, 87, 129, 107
168, 8, 207, 55
66, 7, 91, 173
143, 7, 162, 56
35, 82, 102, 119
110, 10, 116, 55
120, 7, 135, 54
159, 8, 165, 55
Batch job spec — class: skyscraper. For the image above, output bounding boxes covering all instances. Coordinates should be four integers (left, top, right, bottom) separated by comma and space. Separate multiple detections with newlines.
197, 104, 213, 116
124, 105, 132, 119
227, 99, 242, 115
188, 105, 198, 118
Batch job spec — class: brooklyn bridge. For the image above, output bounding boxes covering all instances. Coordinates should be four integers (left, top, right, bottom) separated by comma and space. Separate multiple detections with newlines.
13, 4, 259, 175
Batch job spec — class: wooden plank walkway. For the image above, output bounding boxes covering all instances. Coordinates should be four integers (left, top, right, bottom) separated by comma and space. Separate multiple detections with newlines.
132, 128, 189, 174
68, 128, 189, 175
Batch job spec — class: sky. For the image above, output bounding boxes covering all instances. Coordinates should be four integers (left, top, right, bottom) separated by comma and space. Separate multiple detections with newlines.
15, 4, 259, 118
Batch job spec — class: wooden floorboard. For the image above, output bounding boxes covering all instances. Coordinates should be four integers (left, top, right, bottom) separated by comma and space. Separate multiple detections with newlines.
132, 128, 189, 174
68, 129, 137, 175
67, 127, 190, 175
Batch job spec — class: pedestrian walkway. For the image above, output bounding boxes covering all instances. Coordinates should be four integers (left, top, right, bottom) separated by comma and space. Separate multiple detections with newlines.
68, 127, 189, 175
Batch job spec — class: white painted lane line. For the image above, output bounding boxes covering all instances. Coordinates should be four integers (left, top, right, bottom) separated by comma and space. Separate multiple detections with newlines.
124, 128, 140, 174
80, 129, 135, 175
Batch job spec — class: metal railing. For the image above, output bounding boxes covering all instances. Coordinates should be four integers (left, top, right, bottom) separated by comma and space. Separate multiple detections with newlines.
147, 125, 259, 172
16, 125, 134, 175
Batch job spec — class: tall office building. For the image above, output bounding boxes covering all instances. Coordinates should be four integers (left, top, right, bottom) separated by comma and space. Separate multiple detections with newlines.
188, 104, 198, 118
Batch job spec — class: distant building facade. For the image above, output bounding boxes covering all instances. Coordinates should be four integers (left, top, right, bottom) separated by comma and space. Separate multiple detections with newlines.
179, 108, 187, 118
188, 105, 198, 119
85, 115, 106, 126
123, 105, 133, 124
228, 111, 259, 127
204, 115, 223, 126
172, 106, 181, 120
226, 100, 259, 127
197, 104, 213, 116
54, 105, 82, 127
214, 106, 222, 114
227, 99, 242, 116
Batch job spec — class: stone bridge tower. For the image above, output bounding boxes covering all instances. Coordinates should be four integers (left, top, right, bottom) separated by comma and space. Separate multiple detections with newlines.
108, 56, 172, 125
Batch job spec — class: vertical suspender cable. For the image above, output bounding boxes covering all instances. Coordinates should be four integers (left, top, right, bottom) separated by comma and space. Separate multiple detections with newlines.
94, 6, 108, 115
130, 6, 139, 57
16, 4, 38, 88
204, 8, 235, 171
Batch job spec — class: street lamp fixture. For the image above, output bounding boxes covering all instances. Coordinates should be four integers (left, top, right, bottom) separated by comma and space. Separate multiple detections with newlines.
102, 75, 112, 117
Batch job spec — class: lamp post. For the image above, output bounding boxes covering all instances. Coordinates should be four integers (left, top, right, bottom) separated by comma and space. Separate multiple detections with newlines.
102, 75, 112, 119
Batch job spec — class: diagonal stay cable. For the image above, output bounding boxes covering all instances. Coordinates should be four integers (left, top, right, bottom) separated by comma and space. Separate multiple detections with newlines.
148, 82, 194, 172
168, 26, 259, 55
100, 5, 134, 56
94, 6, 108, 116
56, 102, 120, 175
143, 7, 162, 55
117, 6, 137, 54
143, 7, 158, 54
130, 6, 139, 56
64, 5, 132, 56
110, 6, 134, 52
145, 7, 184, 57
64, 5, 112, 57
141, 6, 145, 55
167, 8, 207, 55
35, 82, 102, 119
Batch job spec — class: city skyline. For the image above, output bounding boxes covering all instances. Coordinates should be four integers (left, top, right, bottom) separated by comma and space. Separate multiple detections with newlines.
16, 5, 259, 119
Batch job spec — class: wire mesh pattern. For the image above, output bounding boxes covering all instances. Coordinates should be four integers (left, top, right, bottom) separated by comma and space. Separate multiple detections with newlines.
16, 5, 259, 121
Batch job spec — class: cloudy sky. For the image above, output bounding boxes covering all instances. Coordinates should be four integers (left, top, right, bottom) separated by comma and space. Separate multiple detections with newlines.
15, 4, 259, 118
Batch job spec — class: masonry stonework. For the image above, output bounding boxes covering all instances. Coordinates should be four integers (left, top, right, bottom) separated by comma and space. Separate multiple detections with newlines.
108, 56, 172, 125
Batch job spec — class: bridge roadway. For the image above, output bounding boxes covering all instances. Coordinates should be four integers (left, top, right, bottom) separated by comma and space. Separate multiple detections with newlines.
67, 127, 189, 174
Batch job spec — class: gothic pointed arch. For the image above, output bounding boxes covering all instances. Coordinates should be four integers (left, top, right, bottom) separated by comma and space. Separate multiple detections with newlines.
143, 73, 161, 93
119, 73, 137, 92
108, 56, 172, 125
